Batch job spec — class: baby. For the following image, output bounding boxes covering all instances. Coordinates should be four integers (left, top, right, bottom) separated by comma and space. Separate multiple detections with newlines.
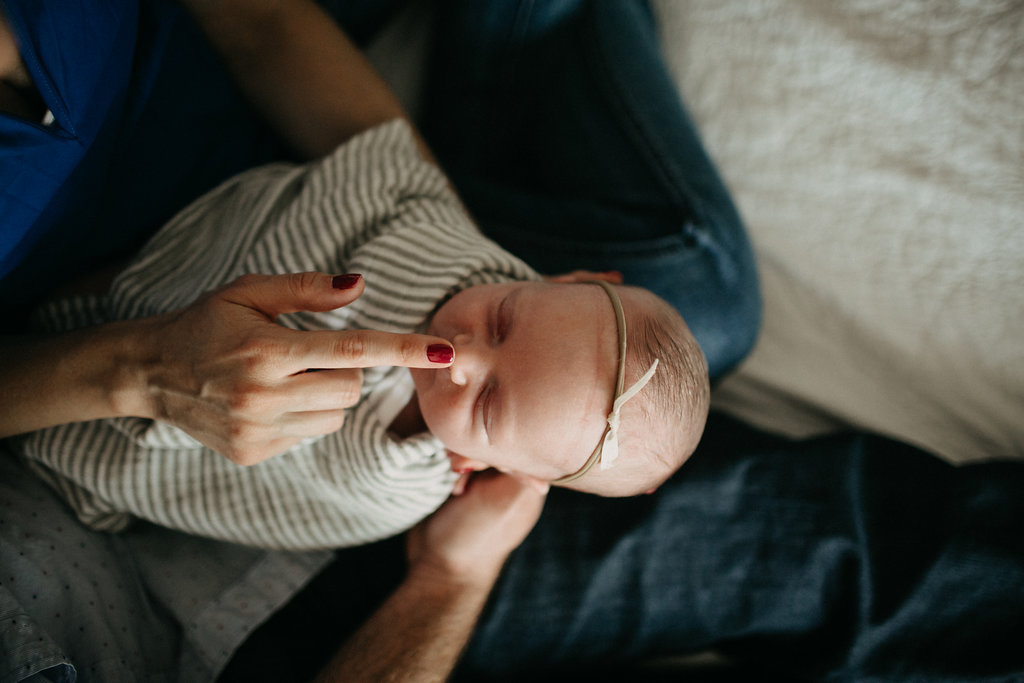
408, 278, 708, 498
17, 120, 709, 550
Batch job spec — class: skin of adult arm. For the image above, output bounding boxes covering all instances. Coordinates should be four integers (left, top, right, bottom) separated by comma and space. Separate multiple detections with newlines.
314, 470, 547, 682
0, 273, 455, 464
179, 0, 435, 162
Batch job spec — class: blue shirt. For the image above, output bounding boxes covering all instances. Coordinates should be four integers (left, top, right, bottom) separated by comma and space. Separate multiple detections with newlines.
0, 0, 284, 327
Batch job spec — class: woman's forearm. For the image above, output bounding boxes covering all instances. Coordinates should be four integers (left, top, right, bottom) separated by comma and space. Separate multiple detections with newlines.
180, 0, 431, 161
0, 320, 156, 438
1, 273, 456, 462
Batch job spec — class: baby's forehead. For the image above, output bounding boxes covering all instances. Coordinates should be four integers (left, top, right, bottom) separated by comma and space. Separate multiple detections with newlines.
501, 283, 623, 468
520, 282, 655, 411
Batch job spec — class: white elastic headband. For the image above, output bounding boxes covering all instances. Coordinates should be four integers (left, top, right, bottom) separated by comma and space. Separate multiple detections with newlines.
552, 280, 659, 485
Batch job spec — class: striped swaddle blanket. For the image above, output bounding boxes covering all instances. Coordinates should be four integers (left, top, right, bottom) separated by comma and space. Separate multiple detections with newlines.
18, 120, 539, 550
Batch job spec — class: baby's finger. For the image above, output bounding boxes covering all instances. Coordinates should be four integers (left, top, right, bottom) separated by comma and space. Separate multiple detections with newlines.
287, 329, 455, 372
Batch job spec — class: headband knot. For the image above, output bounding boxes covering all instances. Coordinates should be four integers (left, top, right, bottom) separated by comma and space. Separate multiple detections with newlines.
597, 358, 658, 471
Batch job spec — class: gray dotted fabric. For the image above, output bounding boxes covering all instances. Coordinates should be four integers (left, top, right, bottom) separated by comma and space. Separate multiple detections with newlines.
0, 446, 178, 682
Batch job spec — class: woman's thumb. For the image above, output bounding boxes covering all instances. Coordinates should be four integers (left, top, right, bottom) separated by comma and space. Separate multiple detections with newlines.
224, 272, 364, 317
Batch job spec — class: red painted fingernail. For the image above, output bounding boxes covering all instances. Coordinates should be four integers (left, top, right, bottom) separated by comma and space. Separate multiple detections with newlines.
427, 344, 454, 364
332, 274, 362, 289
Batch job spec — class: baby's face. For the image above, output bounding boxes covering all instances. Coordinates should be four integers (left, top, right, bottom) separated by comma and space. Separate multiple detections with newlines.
410, 282, 617, 481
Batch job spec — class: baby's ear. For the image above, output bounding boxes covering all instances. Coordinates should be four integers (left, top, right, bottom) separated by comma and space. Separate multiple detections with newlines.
544, 270, 623, 284
446, 451, 489, 474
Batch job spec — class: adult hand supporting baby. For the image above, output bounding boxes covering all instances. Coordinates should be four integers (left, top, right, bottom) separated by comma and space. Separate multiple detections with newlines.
0, 271, 454, 466
315, 471, 546, 682
407, 469, 547, 585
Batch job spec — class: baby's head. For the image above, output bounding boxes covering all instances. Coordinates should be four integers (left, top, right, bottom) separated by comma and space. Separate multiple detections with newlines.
410, 279, 709, 496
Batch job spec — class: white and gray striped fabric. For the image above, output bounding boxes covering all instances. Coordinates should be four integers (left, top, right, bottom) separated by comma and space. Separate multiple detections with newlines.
17, 120, 539, 551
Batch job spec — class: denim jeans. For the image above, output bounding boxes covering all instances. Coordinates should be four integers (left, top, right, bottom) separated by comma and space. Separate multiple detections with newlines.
458, 412, 1024, 680
420, 0, 761, 379
224, 412, 1024, 681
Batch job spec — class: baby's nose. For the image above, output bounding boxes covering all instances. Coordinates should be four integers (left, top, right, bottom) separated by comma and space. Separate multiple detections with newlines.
450, 363, 469, 386
449, 333, 484, 387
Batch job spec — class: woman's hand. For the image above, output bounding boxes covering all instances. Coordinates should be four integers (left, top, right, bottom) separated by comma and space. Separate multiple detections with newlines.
0, 272, 454, 466
131, 271, 454, 465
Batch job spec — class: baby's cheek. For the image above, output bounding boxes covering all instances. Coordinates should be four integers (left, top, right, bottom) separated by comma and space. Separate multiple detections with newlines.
418, 395, 452, 438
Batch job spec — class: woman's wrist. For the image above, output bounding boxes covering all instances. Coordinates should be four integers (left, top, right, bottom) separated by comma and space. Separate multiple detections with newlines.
49, 317, 162, 425
0, 316, 163, 438
95, 316, 164, 421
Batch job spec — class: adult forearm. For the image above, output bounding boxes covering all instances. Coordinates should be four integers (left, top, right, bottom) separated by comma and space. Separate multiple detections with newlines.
179, 0, 425, 160
314, 472, 546, 681
314, 566, 497, 683
0, 320, 155, 438
1, 272, 456, 462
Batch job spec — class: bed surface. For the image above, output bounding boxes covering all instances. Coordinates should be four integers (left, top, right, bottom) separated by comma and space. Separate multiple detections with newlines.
654, 0, 1024, 462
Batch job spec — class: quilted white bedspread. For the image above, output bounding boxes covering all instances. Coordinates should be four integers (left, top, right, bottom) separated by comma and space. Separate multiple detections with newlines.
655, 0, 1024, 462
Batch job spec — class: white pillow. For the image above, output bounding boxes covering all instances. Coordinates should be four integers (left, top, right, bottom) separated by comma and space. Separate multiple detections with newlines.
654, 0, 1024, 462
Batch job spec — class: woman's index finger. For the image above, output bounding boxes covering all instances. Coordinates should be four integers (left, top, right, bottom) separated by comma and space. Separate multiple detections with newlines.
291, 329, 454, 370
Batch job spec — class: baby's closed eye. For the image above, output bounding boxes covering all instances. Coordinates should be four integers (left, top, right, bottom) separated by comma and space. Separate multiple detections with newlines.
477, 381, 498, 444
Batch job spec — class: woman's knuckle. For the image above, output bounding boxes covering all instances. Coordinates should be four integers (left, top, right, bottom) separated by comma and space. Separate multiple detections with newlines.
226, 421, 250, 443
231, 273, 262, 290
226, 388, 255, 414
399, 337, 422, 364
234, 450, 261, 467
339, 379, 362, 406
236, 335, 286, 372
253, 332, 286, 356
222, 442, 256, 466
324, 412, 346, 434
282, 272, 312, 301
298, 271, 322, 292
332, 334, 366, 360
224, 379, 272, 413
